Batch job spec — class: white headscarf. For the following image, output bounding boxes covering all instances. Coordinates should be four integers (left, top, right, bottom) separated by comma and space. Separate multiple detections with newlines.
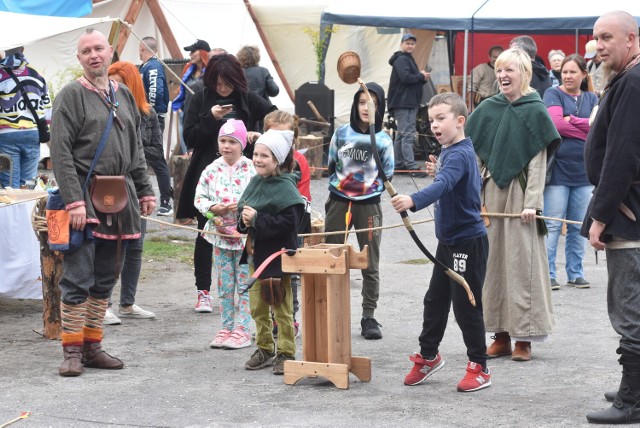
255, 129, 294, 165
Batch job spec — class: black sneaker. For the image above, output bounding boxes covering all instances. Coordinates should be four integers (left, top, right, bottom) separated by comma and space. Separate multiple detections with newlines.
550, 278, 560, 290
361, 317, 382, 340
567, 277, 590, 289
157, 200, 173, 216
410, 171, 428, 178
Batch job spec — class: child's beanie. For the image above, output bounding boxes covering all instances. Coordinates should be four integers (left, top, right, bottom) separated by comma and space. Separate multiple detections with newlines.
218, 119, 248, 149
255, 129, 294, 165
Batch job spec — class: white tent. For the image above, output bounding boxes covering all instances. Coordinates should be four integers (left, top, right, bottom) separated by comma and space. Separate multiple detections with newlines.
7, 1, 639, 127
0, 1, 415, 125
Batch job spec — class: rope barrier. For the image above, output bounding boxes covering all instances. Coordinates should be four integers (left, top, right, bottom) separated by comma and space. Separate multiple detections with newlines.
141, 210, 583, 239
28, 192, 583, 239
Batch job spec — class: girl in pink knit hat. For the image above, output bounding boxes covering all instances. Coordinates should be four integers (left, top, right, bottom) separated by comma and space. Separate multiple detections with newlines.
194, 119, 256, 349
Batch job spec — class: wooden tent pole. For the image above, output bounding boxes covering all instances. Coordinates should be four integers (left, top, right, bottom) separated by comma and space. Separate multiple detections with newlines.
114, 0, 145, 56
243, 0, 295, 102
146, 0, 181, 59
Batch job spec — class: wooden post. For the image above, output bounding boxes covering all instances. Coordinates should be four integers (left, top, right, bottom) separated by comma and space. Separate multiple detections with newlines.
114, 0, 145, 56
35, 197, 63, 340
170, 154, 190, 221
146, 0, 182, 59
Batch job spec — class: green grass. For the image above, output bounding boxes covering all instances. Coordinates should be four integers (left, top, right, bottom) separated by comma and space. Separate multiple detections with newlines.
143, 236, 193, 265
400, 258, 431, 265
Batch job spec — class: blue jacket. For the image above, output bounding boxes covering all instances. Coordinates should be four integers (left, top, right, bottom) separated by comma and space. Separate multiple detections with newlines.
140, 57, 169, 115
410, 138, 486, 245
171, 63, 199, 112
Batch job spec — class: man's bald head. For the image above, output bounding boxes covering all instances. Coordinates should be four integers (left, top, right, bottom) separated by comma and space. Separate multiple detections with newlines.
77, 28, 113, 79
599, 11, 639, 37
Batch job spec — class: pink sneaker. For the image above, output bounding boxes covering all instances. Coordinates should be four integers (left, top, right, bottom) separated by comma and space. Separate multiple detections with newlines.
195, 290, 212, 313
404, 353, 444, 386
209, 329, 232, 348
223, 329, 251, 349
457, 362, 491, 392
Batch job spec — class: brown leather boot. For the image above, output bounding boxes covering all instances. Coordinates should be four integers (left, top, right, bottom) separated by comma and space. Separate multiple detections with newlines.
83, 342, 124, 369
512, 341, 532, 361
59, 345, 84, 377
487, 332, 512, 358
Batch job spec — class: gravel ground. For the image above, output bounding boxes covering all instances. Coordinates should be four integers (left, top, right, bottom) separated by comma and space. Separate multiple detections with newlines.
0, 172, 620, 427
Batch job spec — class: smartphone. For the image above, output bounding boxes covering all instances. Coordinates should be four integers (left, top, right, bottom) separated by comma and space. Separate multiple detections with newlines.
221, 104, 233, 108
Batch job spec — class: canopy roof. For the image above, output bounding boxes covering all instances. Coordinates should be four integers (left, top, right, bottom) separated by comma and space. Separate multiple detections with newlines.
0, 11, 117, 51
321, 0, 640, 33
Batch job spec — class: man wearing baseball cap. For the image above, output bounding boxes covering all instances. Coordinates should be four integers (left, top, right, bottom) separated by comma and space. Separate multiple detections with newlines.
585, 39, 605, 97
388, 32, 430, 178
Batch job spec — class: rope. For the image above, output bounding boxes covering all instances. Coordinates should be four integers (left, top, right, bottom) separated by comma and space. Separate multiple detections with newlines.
142, 215, 436, 239
28, 193, 583, 240
142, 210, 583, 239
484, 212, 583, 225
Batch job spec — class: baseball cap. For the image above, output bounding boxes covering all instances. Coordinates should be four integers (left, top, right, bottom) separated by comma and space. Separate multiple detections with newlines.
401, 33, 417, 43
184, 39, 211, 52
584, 40, 597, 59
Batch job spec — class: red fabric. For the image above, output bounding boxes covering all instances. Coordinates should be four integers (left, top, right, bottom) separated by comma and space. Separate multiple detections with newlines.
454, 34, 591, 73
294, 150, 311, 201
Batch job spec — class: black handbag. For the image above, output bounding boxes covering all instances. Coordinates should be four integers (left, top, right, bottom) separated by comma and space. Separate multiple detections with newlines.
3, 67, 50, 143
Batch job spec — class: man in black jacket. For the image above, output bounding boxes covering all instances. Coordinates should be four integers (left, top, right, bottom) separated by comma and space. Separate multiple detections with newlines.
509, 35, 551, 98
583, 11, 640, 425
388, 33, 429, 178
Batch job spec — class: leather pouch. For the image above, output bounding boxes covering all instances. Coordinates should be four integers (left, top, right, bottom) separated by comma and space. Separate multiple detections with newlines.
90, 175, 128, 225
260, 277, 286, 306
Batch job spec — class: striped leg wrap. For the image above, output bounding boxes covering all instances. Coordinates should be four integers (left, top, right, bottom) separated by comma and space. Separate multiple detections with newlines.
60, 301, 86, 346
83, 297, 109, 343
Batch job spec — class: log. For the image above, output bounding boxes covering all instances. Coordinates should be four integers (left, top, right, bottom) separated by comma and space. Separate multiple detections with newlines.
171, 154, 191, 221
298, 135, 324, 180
35, 197, 63, 340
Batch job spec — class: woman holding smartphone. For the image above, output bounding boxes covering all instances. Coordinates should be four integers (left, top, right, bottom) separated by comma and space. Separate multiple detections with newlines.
177, 54, 276, 313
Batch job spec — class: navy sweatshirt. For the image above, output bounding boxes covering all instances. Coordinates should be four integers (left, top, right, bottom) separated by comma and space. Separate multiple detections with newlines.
410, 138, 486, 245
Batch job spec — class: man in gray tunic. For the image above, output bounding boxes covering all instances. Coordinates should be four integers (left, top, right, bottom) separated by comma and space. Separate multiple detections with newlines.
51, 28, 156, 377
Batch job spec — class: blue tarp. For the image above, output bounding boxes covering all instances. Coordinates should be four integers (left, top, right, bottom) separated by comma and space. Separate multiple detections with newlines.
0, 0, 92, 17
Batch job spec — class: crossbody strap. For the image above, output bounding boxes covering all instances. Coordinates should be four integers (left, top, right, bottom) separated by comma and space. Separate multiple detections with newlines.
3, 67, 43, 125
82, 109, 114, 192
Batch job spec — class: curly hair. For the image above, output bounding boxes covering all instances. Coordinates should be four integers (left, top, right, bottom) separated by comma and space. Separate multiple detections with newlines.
108, 61, 150, 115
236, 45, 260, 68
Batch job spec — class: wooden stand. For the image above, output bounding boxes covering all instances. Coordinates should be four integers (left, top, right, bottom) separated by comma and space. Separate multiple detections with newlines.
281, 244, 371, 389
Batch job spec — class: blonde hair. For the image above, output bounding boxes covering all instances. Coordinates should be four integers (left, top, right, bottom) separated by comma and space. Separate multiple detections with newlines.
261, 110, 297, 173
495, 47, 535, 97
263, 110, 300, 145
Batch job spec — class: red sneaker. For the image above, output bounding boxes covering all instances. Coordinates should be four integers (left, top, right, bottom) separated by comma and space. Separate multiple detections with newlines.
403, 353, 444, 386
457, 362, 491, 392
